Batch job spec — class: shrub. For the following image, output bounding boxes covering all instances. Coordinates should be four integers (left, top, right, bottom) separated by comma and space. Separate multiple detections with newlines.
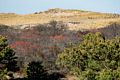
0, 35, 18, 79
36, 20, 66, 36
27, 61, 47, 80
98, 22, 120, 39
56, 32, 120, 80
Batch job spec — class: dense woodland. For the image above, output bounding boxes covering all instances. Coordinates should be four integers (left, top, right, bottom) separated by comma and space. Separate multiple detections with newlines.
0, 20, 120, 80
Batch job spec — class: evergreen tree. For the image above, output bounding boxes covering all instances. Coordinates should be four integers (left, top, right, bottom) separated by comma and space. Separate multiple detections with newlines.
0, 35, 18, 79
56, 32, 120, 80
27, 61, 47, 80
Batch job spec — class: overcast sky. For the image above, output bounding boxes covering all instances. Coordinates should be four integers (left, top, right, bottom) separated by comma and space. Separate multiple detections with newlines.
0, 0, 120, 14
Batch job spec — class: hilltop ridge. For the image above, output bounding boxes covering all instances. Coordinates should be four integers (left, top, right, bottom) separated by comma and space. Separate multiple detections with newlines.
0, 8, 120, 30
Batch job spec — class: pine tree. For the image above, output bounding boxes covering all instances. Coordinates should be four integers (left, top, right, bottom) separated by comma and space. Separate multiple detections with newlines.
56, 32, 120, 80
0, 35, 18, 79
27, 61, 47, 80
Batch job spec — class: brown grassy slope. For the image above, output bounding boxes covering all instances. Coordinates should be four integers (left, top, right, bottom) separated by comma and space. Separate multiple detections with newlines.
0, 8, 120, 30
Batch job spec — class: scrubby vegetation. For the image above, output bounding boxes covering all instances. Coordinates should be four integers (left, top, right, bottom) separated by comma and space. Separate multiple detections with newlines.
1, 31, 120, 80
0, 15, 120, 80
56, 33, 120, 80
0, 35, 65, 80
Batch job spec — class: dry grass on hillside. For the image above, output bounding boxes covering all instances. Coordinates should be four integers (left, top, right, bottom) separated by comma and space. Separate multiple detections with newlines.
0, 8, 120, 30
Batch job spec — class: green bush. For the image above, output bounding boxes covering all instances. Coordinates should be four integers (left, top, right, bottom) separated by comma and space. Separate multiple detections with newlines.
27, 61, 47, 80
0, 35, 18, 79
56, 32, 120, 80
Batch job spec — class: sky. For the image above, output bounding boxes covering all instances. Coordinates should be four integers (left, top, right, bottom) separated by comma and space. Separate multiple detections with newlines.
0, 0, 120, 14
